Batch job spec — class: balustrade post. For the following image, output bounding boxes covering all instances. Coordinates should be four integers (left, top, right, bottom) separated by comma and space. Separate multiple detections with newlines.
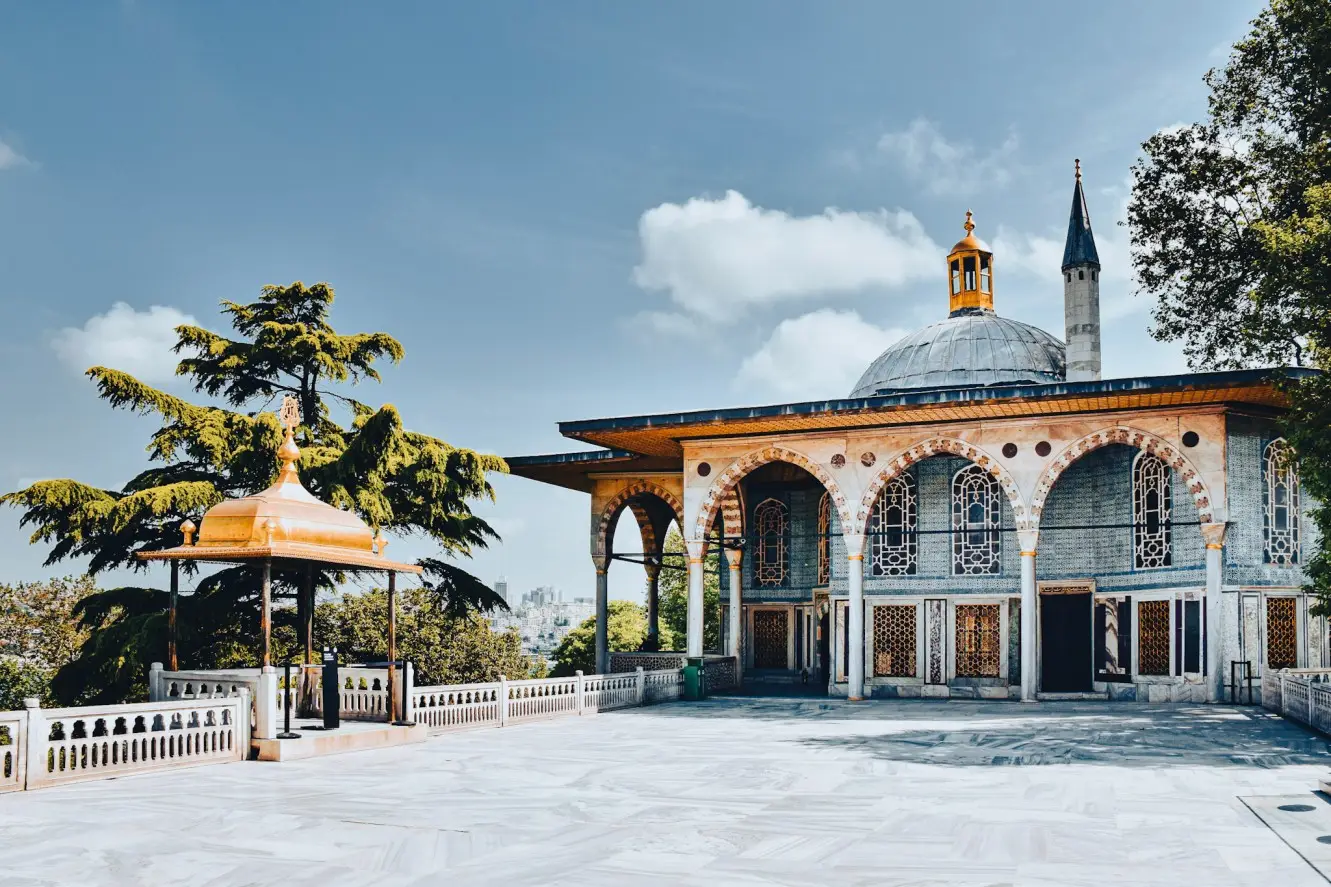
235, 687, 253, 758
254, 666, 278, 740
498, 674, 508, 727
22, 697, 45, 791
149, 661, 164, 702
575, 670, 585, 715
636, 666, 646, 705
403, 661, 415, 723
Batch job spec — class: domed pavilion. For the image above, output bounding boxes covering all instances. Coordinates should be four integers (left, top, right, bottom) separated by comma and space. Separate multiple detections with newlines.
510, 163, 1318, 704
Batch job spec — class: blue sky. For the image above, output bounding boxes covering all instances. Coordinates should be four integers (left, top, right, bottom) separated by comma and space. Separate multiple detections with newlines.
0, 1, 1265, 604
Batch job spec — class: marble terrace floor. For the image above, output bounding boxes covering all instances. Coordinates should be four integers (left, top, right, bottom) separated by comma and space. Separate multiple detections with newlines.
5, 698, 1331, 886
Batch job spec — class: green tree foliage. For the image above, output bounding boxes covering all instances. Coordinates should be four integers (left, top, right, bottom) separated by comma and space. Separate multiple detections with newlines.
551, 600, 649, 676
0, 658, 49, 711
657, 528, 720, 652
313, 586, 541, 685
1, 283, 506, 703
1128, 0, 1331, 606
0, 576, 99, 706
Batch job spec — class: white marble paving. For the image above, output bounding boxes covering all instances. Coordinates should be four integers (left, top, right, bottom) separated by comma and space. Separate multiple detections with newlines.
3, 698, 1331, 886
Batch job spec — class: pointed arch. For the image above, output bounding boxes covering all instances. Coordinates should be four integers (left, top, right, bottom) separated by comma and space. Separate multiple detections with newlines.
596, 480, 685, 556
753, 497, 790, 587
855, 437, 1028, 537
1029, 426, 1214, 528
692, 445, 851, 541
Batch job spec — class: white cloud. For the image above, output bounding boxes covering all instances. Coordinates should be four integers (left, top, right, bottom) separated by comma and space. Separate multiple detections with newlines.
877, 119, 1019, 195
0, 138, 31, 170
52, 303, 195, 382
633, 190, 939, 323
735, 309, 909, 401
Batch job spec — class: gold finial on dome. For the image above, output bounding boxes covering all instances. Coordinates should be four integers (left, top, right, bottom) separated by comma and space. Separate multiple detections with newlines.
181, 519, 197, 546
276, 395, 302, 483
945, 210, 994, 316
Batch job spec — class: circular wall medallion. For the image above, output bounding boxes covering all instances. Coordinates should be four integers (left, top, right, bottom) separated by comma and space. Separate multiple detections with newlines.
860, 452, 876, 467
1002, 443, 1018, 459
1182, 431, 1200, 448
696, 462, 711, 477
1034, 441, 1052, 457
830, 454, 846, 468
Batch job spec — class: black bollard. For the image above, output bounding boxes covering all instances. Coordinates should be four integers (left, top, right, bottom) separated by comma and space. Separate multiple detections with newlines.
321, 647, 341, 730
277, 659, 301, 740
393, 658, 414, 726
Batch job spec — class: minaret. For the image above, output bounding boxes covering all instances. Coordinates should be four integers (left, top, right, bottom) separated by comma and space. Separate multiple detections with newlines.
1063, 159, 1102, 381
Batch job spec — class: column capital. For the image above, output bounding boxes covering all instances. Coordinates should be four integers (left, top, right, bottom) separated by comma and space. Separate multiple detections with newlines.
643, 561, 661, 580
685, 538, 707, 560
591, 554, 609, 573
1201, 521, 1227, 549
842, 533, 866, 558
1017, 528, 1039, 554
723, 546, 743, 569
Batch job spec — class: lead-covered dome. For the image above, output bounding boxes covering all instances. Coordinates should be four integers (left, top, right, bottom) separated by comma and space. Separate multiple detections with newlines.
850, 310, 1066, 396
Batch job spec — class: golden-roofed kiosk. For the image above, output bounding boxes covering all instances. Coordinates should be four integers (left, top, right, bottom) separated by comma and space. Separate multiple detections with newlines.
138, 395, 420, 723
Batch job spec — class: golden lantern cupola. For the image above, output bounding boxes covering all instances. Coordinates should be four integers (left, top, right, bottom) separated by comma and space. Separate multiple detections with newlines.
946, 210, 994, 316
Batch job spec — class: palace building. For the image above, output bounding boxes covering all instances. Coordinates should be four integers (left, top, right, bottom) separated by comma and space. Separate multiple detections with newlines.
509, 164, 1320, 702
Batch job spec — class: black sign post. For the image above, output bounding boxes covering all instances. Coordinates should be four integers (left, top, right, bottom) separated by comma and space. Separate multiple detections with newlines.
321, 647, 341, 730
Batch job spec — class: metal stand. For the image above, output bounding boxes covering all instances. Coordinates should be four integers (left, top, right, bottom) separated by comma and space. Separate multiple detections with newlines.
392, 658, 415, 727
1229, 660, 1254, 705
277, 659, 301, 740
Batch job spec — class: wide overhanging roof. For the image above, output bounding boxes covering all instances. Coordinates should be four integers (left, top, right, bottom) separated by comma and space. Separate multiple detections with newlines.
508, 368, 1312, 491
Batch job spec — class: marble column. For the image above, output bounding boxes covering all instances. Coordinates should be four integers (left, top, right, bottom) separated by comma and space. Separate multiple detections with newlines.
724, 548, 743, 665
593, 555, 609, 674
644, 561, 661, 651
845, 533, 865, 701
686, 539, 705, 658
1202, 521, 1227, 702
1018, 529, 1038, 702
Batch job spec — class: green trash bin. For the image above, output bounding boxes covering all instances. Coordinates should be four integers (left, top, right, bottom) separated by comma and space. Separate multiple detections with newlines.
684, 656, 707, 700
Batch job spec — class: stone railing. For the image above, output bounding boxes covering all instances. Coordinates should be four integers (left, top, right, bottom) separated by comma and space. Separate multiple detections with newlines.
1262, 669, 1331, 735
609, 653, 740, 695
1, 708, 26, 794
412, 667, 686, 735
2, 694, 249, 792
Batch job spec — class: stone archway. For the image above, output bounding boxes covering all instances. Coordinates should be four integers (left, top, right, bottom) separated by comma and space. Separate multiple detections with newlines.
596, 480, 686, 556
854, 437, 1030, 537
691, 445, 852, 541
1029, 426, 1215, 528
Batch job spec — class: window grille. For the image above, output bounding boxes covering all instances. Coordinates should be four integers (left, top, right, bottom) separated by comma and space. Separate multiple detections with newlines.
754, 498, 789, 587
869, 474, 917, 576
1137, 599, 1171, 675
952, 465, 1001, 575
1264, 439, 1300, 565
1266, 596, 1298, 670
817, 492, 831, 585
752, 609, 789, 669
873, 604, 917, 677
955, 604, 1000, 677
1132, 453, 1172, 569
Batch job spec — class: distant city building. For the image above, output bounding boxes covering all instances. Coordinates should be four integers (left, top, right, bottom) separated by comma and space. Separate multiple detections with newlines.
489, 586, 594, 665
494, 576, 509, 604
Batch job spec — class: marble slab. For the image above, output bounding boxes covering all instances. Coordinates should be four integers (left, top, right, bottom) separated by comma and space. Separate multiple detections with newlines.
1, 699, 1330, 886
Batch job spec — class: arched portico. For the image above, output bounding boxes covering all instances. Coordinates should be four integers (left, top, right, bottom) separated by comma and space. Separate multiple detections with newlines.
1024, 425, 1225, 701
592, 480, 685, 672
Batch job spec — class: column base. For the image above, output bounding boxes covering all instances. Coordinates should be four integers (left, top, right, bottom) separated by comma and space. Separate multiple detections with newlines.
848, 695, 865, 702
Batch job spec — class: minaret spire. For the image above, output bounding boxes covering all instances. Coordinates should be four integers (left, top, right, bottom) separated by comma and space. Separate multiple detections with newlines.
1063, 159, 1102, 381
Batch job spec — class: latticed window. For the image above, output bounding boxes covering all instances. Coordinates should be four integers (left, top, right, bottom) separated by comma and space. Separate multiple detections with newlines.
1132, 453, 1172, 569
754, 498, 789, 587
1264, 439, 1300, 566
752, 609, 789, 669
873, 604, 917, 677
870, 474, 918, 576
817, 492, 831, 586
955, 604, 1000, 677
1266, 596, 1298, 670
1137, 599, 1171, 675
952, 465, 1001, 575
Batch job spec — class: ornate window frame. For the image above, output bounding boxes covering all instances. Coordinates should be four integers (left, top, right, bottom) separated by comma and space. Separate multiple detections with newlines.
1132, 452, 1172, 569
951, 464, 1001, 575
817, 492, 831, 586
1263, 439, 1300, 566
753, 497, 789, 588
869, 473, 918, 577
